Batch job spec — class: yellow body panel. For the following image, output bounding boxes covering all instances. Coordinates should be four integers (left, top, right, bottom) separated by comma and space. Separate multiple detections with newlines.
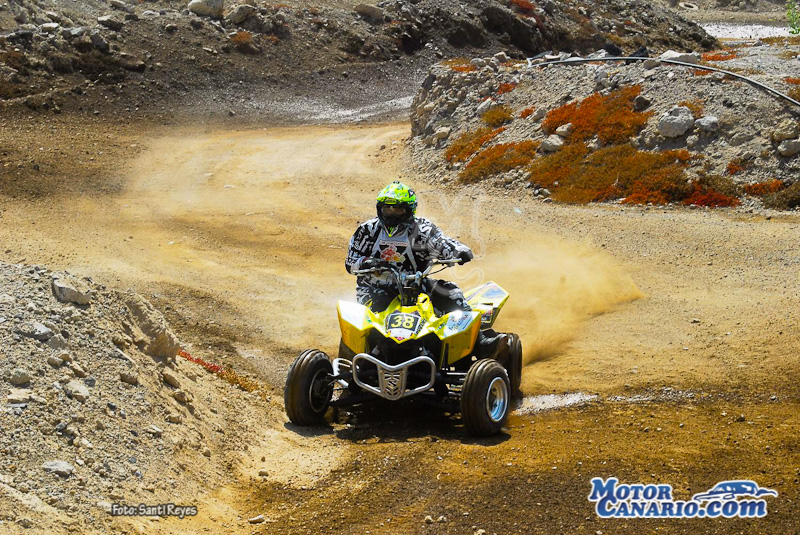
337, 281, 509, 367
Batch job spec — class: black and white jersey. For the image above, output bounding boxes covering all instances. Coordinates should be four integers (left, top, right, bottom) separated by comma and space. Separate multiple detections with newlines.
345, 217, 471, 298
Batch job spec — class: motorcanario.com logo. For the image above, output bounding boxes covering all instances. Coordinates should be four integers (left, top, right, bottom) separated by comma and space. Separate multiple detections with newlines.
589, 478, 778, 519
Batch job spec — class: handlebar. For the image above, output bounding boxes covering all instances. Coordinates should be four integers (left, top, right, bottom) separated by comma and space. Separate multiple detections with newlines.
352, 258, 462, 277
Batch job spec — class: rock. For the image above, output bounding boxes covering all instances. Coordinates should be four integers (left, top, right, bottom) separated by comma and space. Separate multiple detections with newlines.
90, 32, 109, 52
188, 0, 224, 18
433, 127, 451, 140
7, 389, 31, 404
642, 58, 661, 70
248, 515, 265, 524
686, 135, 699, 148
476, 99, 494, 115
55, 350, 73, 363
47, 334, 69, 350
120, 371, 139, 385
69, 362, 87, 378
30, 322, 54, 341
470, 58, 487, 68
162, 369, 181, 389
555, 123, 573, 137
145, 425, 163, 437
9, 368, 31, 386
659, 50, 700, 65
97, 16, 124, 31
540, 135, 564, 152
202, 447, 212, 457
437, 515, 447, 523
772, 120, 799, 142
695, 116, 719, 133
633, 95, 651, 111
41, 23, 60, 33
0, 294, 14, 304
258, 468, 269, 477
65, 380, 90, 402
42, 460, 74, 477
52, 277, 92, 305
165, 23, 178, 32
657, 106, 695, 138
123, 293, 180, 360
172, 390, 191, 403
777, 139, 800, 157
493, 51, 508, 63
225, 4, 256, 24
730, 131, 753, 146
424, 515, 434, 524
47, 355, 64, 368
354, 4, 385, 21
110, 0, 135, 13
166, 413, 182, 424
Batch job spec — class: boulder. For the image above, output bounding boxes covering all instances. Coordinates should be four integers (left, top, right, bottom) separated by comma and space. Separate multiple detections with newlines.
65, 380, 90, 402
659, 50, 700, 65
188, 0, 224, 19
52, 276, 92, 305
97, 16, 124, 31
42, 460, 75, 477
541, 135, 564, 152
9, 368, 31, 386
772, 120, 798, 143
110, 0, 135, 13
657, 106, 695, 138
777, 139, 800, 157
226, 4, 256, 25
354, 4, 385, 21
695, 115, 719, 133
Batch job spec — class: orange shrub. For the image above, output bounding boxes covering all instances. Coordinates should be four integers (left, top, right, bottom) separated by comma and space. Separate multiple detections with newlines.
443, 58, 477, 73
784, 77, 800, 85
459, 140, 540, 183
444, 127, 505, 163
497, 82, 517, 95
726, 158, 747, 175
701, 50, 738, 61
528, 144, 693, 205
682, 188, 741, 208
692, 69, 713, 77
743, 180, 785, 196
231, 30, 253, 46
481, 104, 514, 127
679, 100, 704, 119
519, 107, 536, 118
510, 0, 535, 15
542, 85, 653, 145
790, 87, 800, 101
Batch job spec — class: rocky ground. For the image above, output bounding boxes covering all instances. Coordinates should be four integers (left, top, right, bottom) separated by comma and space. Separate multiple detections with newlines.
409, 40, 800, 209
0, 262, 279, 533
0, 0, 716, 123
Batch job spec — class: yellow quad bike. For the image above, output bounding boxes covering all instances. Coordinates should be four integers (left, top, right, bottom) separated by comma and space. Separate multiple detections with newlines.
284, 260, 523, 436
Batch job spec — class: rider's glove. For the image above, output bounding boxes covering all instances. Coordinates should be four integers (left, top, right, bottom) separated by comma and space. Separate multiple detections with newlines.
456, 248, 474, 265
359, 257, 392, 271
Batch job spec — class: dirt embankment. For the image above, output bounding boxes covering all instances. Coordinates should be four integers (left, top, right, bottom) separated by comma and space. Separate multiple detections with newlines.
1, 117, 799, 533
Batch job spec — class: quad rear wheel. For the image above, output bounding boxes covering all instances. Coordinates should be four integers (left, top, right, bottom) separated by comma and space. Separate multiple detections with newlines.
461, 359, 510, 436
284, 349, 333, 426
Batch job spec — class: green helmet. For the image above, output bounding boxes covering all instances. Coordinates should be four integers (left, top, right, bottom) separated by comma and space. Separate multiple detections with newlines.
376, 181, 417, 228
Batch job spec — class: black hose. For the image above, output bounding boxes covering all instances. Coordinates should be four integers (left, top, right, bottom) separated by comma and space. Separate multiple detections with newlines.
527, 56, 800, 109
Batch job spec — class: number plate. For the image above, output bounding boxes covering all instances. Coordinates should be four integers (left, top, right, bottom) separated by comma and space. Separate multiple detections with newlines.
385, 312, 421, 334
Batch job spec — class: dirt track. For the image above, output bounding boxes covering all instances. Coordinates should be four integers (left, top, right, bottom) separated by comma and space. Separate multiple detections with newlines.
1, 121, 799, 534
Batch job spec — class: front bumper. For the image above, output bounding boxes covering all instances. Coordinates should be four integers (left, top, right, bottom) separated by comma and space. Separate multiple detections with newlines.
333, 353, 436, 401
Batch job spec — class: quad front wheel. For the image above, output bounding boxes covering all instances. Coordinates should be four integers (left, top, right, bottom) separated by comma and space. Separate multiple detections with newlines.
284, 349, 333, 426
461, 359, 510, 436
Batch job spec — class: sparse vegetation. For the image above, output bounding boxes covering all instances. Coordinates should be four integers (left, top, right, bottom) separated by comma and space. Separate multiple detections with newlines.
788, 0, 800, 35
764, 182, 800, 209
679, 99, 704, 119
519, 107, 536, 119
743, 180, 785, 196
459, 140, 540, 183
443, 58, 477, 73
701, 50, 738, 61
497, 83, 517, 95
444, 127, 505, 163
481, 104, 514, 127
509, 0, 535, 16
542, 85, 653, 145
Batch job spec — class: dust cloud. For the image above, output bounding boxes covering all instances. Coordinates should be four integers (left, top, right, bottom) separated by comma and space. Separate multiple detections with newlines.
448, 237, 644, 366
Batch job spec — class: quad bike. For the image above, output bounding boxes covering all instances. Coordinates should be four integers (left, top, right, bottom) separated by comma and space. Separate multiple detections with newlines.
284, 259, 523, 436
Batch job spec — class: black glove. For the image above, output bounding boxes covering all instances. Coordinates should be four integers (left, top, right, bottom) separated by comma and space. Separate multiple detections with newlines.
456, 248, 474, 265
359, 258, 392, 271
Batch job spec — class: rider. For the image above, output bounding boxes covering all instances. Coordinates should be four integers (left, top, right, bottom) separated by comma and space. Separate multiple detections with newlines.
345, 181, 508, 359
